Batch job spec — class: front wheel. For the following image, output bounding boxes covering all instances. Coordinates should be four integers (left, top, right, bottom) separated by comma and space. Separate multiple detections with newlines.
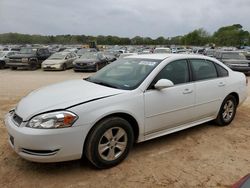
84, 117, 134, 169
215, 95, 237, 126
0, 61, 5, 69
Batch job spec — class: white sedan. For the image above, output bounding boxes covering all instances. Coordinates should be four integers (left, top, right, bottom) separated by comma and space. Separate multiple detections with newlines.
5, 54, 248, 168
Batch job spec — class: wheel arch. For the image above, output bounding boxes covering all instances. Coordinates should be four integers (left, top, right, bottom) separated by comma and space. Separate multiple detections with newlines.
83, 112, 140, 153
228, 92, 239, 106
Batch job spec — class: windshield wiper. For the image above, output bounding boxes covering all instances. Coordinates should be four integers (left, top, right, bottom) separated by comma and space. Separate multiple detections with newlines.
85, 78, 118, 89
94, 81, 118, 88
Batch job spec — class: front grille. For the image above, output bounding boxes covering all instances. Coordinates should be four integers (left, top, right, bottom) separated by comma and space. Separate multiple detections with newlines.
12, 113, 23, 126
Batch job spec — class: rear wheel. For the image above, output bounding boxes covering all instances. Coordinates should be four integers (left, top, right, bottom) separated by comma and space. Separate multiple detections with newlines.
11, 67, 17, 70
215, 95, 237, 126
85, 117, 134, 169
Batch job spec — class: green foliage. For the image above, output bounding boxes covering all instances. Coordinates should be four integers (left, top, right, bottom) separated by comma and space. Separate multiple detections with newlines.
0, 24, 249, 46
213, 24, 249, 46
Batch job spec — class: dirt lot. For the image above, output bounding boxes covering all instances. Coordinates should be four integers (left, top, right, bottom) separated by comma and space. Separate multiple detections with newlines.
0, 69, 250, 188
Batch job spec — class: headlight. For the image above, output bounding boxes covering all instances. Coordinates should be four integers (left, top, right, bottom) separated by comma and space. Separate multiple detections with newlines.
22, 58, 29, 62
27, 111, 78, 129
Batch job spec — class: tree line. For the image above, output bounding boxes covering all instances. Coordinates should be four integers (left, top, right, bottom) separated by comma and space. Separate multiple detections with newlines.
0, 24, 249, 46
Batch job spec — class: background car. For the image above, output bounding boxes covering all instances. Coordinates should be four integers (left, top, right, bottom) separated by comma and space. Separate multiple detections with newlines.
42, 52, 78, 71
215, 51, 250, 74
0, 51, 16, 69
73, 52, 108, 72
153, 47, 171, 54
77, 48, 98, 57
7, 47, 51, 70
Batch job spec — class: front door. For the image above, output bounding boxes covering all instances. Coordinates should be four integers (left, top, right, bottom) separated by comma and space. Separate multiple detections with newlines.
144, 59, 196, 135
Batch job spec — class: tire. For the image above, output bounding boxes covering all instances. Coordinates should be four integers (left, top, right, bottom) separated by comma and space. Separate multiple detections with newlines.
0, 61, 5, 69
95, 64, 99, 72
84, 117, 134, 169
11, 67, 17, 70
29, 62, 37, 70
62, 64, 67, 71
215, 95, 237, 126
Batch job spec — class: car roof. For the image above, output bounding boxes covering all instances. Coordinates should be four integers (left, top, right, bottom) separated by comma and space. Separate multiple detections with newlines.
126, 53, 208, 61
217, 50, 244, 53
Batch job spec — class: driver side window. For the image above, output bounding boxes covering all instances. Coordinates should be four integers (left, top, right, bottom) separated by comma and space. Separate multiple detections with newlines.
152, 59, 190, 87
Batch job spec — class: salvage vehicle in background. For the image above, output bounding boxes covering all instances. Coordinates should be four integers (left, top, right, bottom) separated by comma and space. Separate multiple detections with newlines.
4, 54, 247, 169
73, 52, 109, 72
153, 47, 171, 54
42, 52, 78, 71
0, 51, 16, 69
215, 51, 250, 74
7, 47, 51, 70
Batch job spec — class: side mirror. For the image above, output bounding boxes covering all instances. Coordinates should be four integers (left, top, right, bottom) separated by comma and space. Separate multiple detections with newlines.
154, 79, 174, 90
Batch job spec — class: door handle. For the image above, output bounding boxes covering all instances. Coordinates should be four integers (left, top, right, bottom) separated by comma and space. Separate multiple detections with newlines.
183, 88, 193, 94
218, 82, 225, 87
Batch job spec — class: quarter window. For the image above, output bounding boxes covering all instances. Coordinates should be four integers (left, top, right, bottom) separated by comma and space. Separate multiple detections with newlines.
214, 63, 229, 77
190, 59, 217, 81
153, 60, 189, 85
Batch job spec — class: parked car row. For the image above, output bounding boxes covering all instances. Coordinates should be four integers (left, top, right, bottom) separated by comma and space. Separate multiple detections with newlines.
1, 45, 250, 74
0, 47, 117, 72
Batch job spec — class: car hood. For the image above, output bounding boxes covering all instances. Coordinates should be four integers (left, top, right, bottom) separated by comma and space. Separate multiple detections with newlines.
15, 79, 125, 121
9, 54, 35, 59
222, 59, 250, 64
74, 59, 99, 63
42, 59, 66, 65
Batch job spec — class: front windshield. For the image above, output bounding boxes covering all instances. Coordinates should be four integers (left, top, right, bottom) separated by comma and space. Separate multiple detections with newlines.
48, 53, 65, 60
20, 48, 37, 54
80, 53, 98, 59
222, 52, 246, 60
87, 58, 161, 90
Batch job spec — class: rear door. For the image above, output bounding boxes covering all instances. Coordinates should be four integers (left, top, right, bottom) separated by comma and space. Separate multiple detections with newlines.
189, 59, 226, 120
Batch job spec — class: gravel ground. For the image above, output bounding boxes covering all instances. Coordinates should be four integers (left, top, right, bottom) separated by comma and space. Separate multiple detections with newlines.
0, 69, 250, 188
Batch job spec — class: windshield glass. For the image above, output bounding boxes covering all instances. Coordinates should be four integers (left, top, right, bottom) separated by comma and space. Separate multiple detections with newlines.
80, 53, 98, 59
19, 48, 37, 54
222, 52, 246, 60
87, 58, 161, 90
48, 53, 66, 60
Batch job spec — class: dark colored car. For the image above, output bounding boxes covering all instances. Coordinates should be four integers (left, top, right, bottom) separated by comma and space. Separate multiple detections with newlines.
73, 52, 108, 72
77, 48, 98, 57
101, 51, 117, 62
7, 47, 51, 70
215, 51, 250, 74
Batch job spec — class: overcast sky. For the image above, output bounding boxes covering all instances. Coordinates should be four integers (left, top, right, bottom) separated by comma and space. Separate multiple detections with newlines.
0, 0, 249, 38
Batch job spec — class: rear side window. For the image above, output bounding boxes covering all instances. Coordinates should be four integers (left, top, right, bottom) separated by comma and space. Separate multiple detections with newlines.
190, 59, 217, 81
214, 63, 229, 77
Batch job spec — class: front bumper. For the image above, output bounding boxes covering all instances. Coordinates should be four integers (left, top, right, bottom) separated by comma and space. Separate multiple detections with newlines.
42, 64, 63, 71
73, 64, 96, 71
4, 113, 86, 163
6, 62, 30, 67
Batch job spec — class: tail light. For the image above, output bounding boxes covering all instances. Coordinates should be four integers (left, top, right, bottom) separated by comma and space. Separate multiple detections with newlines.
246, 76, 248, 86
